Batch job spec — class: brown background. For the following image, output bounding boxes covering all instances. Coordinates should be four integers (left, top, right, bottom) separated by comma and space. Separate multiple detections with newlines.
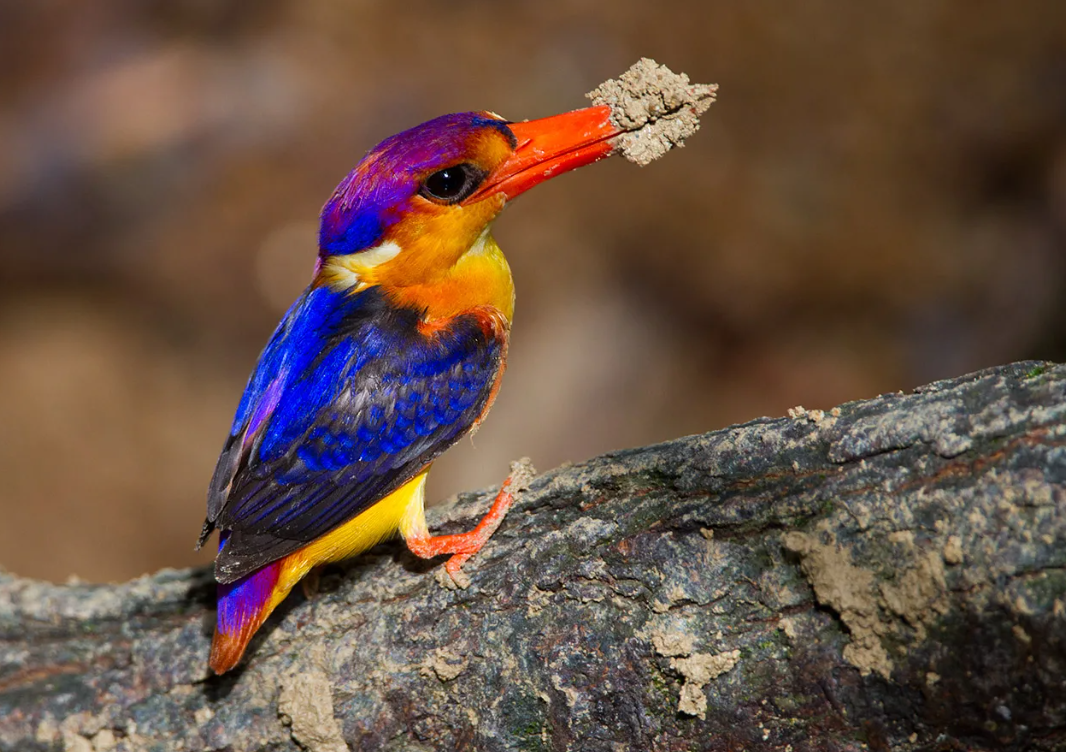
1, 1, 1064, 583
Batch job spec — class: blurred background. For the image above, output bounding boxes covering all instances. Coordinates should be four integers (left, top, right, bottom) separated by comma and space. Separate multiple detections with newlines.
1, 1, 1064, 583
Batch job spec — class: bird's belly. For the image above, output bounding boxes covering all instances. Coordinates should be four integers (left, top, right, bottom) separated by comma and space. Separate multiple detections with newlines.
273, 471, 429, 596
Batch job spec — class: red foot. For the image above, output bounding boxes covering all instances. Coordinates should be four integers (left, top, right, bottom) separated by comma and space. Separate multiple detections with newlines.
406, 459, 533, 588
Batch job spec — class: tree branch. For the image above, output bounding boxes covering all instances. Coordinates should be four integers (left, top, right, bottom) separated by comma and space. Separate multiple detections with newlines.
3, 361, 1065, 751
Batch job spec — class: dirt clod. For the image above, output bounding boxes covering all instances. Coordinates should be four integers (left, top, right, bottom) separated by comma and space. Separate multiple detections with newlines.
278, 669, 348, 752
588, 58, 717, 166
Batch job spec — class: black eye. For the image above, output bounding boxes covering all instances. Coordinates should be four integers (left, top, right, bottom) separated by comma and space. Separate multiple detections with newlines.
420, 163, 485, 204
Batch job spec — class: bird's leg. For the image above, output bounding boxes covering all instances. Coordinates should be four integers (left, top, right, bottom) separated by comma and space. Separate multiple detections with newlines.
300, 567, 322, 599
403, 458, 535, 589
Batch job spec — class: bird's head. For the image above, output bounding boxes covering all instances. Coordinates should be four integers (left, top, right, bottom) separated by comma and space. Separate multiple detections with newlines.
315, 106, 619, 304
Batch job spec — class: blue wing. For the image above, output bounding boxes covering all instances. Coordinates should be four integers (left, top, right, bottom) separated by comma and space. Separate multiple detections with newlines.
201, 284, 505, 583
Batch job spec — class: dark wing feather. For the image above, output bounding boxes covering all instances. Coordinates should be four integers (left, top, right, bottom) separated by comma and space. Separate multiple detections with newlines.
204, 284, 505, 583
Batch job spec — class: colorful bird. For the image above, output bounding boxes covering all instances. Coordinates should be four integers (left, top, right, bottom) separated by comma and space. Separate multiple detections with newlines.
198, 104, 625, 674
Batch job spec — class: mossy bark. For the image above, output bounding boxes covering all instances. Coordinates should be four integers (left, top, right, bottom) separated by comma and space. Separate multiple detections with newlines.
2, 362, 1065, 752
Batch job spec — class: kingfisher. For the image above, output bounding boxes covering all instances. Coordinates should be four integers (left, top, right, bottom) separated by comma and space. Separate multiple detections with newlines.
197, 104, 627, 674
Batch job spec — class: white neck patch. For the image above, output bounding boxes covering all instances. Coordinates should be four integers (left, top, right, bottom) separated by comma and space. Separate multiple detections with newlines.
323, 240, 403, 289
358, 240, 402, 267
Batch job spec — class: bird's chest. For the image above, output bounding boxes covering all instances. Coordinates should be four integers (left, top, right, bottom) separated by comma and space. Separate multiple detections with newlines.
384, 233, 515, 327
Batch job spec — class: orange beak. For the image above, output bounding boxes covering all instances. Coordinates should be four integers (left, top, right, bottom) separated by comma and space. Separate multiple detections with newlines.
473, 105, 620, 202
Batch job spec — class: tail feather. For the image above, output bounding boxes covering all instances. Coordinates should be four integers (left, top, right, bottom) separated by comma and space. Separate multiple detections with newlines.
210, 558, 283, 674
207, 479, 417, 673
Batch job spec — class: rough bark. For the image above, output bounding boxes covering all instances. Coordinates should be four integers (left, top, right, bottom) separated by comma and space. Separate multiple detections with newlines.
2, 361, 1065, 752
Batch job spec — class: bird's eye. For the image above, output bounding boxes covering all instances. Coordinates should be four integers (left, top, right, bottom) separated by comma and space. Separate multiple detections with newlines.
420, 164, 486, 204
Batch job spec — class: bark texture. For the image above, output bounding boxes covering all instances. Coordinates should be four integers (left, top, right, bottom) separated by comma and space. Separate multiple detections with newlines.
2, 361, 1065, 752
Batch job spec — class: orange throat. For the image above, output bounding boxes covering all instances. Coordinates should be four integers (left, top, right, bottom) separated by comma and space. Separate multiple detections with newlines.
323, 228, 516, 327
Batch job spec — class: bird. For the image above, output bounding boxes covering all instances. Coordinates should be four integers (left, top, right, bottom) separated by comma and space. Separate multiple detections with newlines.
197, 104, 624, 674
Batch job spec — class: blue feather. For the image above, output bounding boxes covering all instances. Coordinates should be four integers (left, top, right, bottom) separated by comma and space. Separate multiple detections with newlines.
206, 284, 505, 582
